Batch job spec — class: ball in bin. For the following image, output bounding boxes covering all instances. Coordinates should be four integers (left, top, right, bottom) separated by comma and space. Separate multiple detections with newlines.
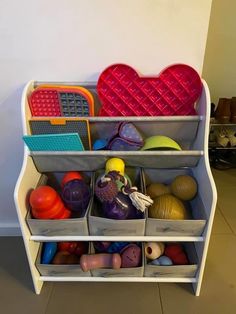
62, 179, 91, 214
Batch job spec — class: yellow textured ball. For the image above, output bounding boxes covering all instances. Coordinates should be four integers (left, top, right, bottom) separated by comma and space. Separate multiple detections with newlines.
149, 194, 188, 220
170, 175, 197, 201
146, 183, 170, 199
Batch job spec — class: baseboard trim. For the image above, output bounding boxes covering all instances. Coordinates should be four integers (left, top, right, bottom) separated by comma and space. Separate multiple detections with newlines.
0, 223, 22, 236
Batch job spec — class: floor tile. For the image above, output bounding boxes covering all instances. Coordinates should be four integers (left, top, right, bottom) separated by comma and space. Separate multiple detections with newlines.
0, 237, 52, 314
212, 206, 233, 234
217, 187, 236, 233
159, 234, 236, 314
211, 168, 236, 188
45, 282, 162, 314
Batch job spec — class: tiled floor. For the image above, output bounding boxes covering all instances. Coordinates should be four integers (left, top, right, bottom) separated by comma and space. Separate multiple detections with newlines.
0, 169, 236, 314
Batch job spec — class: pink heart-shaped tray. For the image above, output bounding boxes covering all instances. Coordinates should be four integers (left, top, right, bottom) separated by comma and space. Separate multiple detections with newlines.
97, 64, 202, 116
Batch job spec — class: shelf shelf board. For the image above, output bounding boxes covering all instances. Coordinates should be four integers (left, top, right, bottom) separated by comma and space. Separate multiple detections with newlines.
210, 123, 236, 127
39, 276, 197, 283
209, 146, 236, 150
30, 150, 204, 171
87, 116, 202, 122
30, 235, 204, 242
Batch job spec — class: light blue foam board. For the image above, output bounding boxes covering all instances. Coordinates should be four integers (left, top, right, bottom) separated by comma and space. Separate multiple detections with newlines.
23, 133, 84, 151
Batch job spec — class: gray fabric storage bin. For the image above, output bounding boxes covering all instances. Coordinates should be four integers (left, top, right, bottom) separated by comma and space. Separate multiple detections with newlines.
88, 167, 146, 236
142, 169, 207, 236
90, 243, 144, 277
36, 243, 91, 277
144, 243, 198, 278
27, 172, 94, 236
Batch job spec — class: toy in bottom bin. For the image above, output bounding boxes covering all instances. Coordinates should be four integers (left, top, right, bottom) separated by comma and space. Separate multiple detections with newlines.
29, 186, 71, 219
61, 172, 91, 216
41, 241, 88, 265
58, 241, 88, 257
120, 244, 141, 268
80, 242, 142, 271
95, 158, 153, 219
41, 242, 57, 264
146, 243, 189, 266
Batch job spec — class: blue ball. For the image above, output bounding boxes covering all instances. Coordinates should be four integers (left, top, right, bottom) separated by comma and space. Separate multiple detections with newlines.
158, 256, 173, 266
149, 258, 160, 266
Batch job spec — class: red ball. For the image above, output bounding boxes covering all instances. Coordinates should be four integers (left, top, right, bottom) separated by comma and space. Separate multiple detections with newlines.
164, 244, 189, 265
61, 172, 82, 187
58, 242, 88, 257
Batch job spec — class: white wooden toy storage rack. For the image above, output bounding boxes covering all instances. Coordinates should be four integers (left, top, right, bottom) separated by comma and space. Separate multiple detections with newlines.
14, 80, 217, 295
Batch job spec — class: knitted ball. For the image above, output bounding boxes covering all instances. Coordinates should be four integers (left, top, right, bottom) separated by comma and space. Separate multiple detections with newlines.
95, 178, 118, 203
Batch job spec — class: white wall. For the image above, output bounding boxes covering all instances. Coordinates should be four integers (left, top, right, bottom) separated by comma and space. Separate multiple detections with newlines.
203, 0, 236, 104
0, 0, 212, 234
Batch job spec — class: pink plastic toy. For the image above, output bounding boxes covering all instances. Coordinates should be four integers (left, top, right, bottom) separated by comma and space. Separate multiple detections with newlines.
80, 253, 121, 272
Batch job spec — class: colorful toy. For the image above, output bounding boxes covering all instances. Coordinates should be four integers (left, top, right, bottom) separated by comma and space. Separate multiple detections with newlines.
95, 176, 118, 203
29, 185, 71, 219
157, 256, 173, 266
29, 118, 91, 150
61, 179, 91, 214
41, 242, 57, 264
52, 251, 80, 265
95, 158, 153, 218
146, 183, 170, 199
80, 253, 121, 272
97, 63, 202, 116
105, 158, 125, 176
149, 194, 188, 220
149, 255, 173, 266
144, 242, 165, 260
61, 171, 83, 187
164, 244, 189, 265
58, 242, 88, 257
96, 122, 144, 151
93, 139, 108, 150
141, 135, 181, 151
120, 244, 142, 268
170, 175, 198, 201
23, 133, 84, 151
28, 85, 94, 117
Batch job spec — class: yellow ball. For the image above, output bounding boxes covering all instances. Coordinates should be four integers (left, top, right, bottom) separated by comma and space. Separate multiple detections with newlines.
146, 183, 170, 199
149, 194, 188, 220
170, 175, 197, 201
105, 158, 125, 175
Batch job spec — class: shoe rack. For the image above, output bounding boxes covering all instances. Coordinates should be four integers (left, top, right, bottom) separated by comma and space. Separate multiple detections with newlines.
14, 79, 217, 296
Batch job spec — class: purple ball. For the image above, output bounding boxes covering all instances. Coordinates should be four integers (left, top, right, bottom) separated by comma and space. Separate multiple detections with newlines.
102, 192, 138, 220
61, 179, 91, 214
121, 244, 141, 268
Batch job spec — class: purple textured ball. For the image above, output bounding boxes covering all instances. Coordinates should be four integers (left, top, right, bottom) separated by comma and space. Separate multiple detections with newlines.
102, 192, 137, 220
61, 179, 91, 214
121, 244, 141, 268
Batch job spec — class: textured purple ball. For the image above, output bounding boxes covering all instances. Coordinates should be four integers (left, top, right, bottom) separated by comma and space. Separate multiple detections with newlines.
61, 179, 91, 214
121, 244, 142, 268
102, 192, 139, 220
